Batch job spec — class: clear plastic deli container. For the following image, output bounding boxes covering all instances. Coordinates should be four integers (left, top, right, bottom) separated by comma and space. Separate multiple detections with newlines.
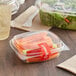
0, 0, 25, 14
10, 31, 68, 63
36, 0, 76, 30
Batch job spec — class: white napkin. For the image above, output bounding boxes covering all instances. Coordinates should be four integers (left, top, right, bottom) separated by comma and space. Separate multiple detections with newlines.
57, 55, 76, 74
11, 5, 39, 28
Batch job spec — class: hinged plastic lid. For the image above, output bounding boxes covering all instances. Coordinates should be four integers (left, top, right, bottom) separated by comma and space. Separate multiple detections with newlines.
10, 31, 69, 61
37, 0, 76, 16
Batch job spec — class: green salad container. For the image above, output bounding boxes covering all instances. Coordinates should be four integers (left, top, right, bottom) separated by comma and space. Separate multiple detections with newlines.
38, 0, 76, 30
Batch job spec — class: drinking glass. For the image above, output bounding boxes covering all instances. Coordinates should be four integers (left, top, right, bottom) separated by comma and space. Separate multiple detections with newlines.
0, 5, 11, 40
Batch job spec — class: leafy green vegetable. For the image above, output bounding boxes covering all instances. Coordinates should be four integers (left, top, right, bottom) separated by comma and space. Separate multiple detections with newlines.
63, 16, 76, 30
39, 10, 76, 30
